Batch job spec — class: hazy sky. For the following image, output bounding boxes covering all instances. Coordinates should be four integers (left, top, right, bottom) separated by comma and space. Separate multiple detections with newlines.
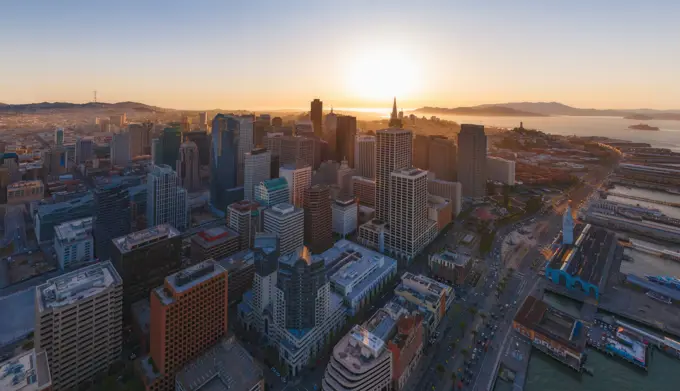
1, 0, 679, 110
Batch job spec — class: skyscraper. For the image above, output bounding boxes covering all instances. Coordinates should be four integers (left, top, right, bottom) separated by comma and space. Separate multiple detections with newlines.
244, 148, 271, 201
255, 177, 290, 207
35, 262, 123, 391
75, 137, 94, 163
144, 260, 229, 391
336, 115, 357, 166
110, 130, 131, 166
146, 164, 189, 231
128, 123, 151, 158
184, 130, 210, 166
324, 108, 338, 159
279, 163, 312, 208
198, 111, 209, 131
93, 182, 131, 261
227, 200, 261, 250
413, 134, 429, 170
54, 127, 64, 145
151, 138, 163, 166
279, 135, 315, 168
177, 141, 200, 192
160, 126, 182, 167
457, 124, 487, 198
180, 114, 192, 132
388, 97, 402, 128
254, 117, 270, 147
304, 184, 333, 253
263, 203, 304, 256
311, 98, 323, 137
355, 135, 376, 178
237, 115, 254, 185
375, 128, 412, 221
429, 136, 457, 181
211, 114, 239, 211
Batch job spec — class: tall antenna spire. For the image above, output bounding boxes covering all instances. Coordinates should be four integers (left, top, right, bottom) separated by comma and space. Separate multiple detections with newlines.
93, 90, 97, 103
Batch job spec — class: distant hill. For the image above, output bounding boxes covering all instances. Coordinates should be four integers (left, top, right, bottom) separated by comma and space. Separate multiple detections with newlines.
0, 101, 167, 113
416, 106, 545, 117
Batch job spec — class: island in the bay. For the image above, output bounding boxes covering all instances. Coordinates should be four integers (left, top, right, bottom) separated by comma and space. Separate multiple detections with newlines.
628, 123, 660, 131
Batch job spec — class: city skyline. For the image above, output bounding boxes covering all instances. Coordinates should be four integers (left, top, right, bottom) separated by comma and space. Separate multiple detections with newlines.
2, 1, 679, 110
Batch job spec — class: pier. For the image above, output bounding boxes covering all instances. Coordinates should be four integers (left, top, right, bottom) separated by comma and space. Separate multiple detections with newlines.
621, 239, 680, 262
607, 191, 680, 208
616, 320, 680, 360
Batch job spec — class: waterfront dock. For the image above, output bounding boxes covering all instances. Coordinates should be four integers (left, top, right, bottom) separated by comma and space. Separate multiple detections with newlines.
587, 319, 648, 371
489, 333, 533, 391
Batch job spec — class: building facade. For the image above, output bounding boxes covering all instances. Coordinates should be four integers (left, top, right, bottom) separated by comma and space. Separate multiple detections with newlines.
487, 156, 516, 185
427, 179, 462, 216
263, 203, 304, 256
227, 200, 261, 251
177, 141, 201, 192
279, 163, 312, 208
311, 98, 323, 137
375, 129, 412, 221
429, 136, 457, 182
190, 225, 241, 263
244, 148, 272, 201
94, 182, 131, 261
110, 130, 131, 166
336, 115, 357, 166
457, 124, 487, 198
332, 197, 358, 237
211, 114, 240, 211
54, 217, 94, 269
355, 135, 376, 179
146, 164, 189, 231
303, 184, 333, 254
352, 176, 376, 207
254, 177, 290, 207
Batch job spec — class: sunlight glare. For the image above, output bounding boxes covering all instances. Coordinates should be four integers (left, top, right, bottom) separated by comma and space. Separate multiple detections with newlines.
345, 46, 420, 101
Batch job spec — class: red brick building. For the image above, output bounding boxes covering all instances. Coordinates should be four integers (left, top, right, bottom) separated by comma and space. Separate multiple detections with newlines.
388, 314, 424, 390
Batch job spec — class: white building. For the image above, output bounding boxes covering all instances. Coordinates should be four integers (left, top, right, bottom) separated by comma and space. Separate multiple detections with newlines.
332, 197, 358, 237
54, 217, 94, 269
146, 164, 189, 231
427, 178, 462, 216
355, 135, 376, 179
327, 240, 398, 315
279, 163, 312, 208
486, 156, 516, 186
244, 148, 271, 201
255, 177, 290, 207
110, 130, 131, 166
34, 262, 123, 391
263, 203, 304, 256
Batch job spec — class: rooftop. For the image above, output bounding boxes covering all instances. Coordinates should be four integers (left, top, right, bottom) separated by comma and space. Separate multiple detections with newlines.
227, 200, 260, 213
431, 250, 472, 267
216, 250, 255, 272
326, 240, 397, 300
391, 167, 427, 178
400, 272, 453, 299
7, 180, 43, 190
547, 224, 612, 285
155, 260, 226, 305
175, 336, 263, 391
262, 177, 288, 191
112, 224, 180, 254
37, 261, 122, 312
54, 217, 94, 243
514, 296, 586, 352
333, 197, 357, 207
192, 226, 240, 248
268, 202, 300, 216
0, 349, 51, 391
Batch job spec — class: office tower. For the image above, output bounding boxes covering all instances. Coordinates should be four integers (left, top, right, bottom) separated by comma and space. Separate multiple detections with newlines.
218, 249, 256, 305
146, 164, 189, 231
47, 145, 67, 176
110, 113, 126, 127
237, 115, 254, 185
272, 116, 283, 127
184, 130, 210, 166
244, 148, 271, 201
255, 177, 289, 207
180, 114, 192, 132
263, 203, 304, 256
190, 225, 241, 263
110, 130, 131, 166
211, 114, 239, 211
265, 134, 283, 159
428, 195, 453, 231
388, 97, 402, 128
375, 128, 412, 221
457, 124, 487, 198
355, 135, 376, 178
199, 111, 209, 131
93, 182, 131, 261
99, 117, 111, 132
336, 115, 357, 166
151, 138, 162, 166
160, 127, 182, 167
275, 247, 328, 330
175, 336, 264, 391
75, 137, 93, 163
227, 200, 261, 250
295, 120, 314, 136
486, 156, 516, 185
324, 108, 338, 159
413, 134, 429, 170
177, 141, 200, 192
128, 123, 150, 158
35, 193, 94, 243
429, 136, 457, 181
54, 128, 64, 145
428, 179, 462, 216
254, 117, 270, 147
336, 158, 355, 195
388, 168, 437, 260
311, 98, 323, 137
35, 262, 123, 391
111, 224, 182, 311
303, 184, 333, 253
279, 163, 312, 208
332, 197, 358, 237
280, 136, 315, 168
352, 176, 376, 207
54, 217, 94, 269
144, 260, 228, 391
270, 155, 280, 178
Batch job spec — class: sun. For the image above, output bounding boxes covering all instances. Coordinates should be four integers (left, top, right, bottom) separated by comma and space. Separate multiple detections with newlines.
345, 46, 421, 102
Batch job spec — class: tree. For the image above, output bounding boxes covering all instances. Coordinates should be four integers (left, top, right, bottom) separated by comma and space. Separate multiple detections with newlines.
471, 330, 478, 338
468, 307, 477, 315
460, 321, 467, 330
449, 342, 457, 350
436, 364, 445, 375
451, 372, 458, 382
461, 348, 469, 357
480, 312, 487, 320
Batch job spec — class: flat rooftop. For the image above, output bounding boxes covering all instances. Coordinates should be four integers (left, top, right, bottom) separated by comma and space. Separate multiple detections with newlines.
514, 296, 586, 352
175, 336, 263, 391
332, 324, 390, 374
192, 226, 240, 248
0, 288, 35, 347
155, 260, 226, 305
7, 180, 43, 190
548, 224, 612, 285
327, 240, 397, 300
54, 217, 94, 243
268, 202, 299, 216
364, 309, 397, 341
112, 224, 180, 254
262, 177, 288, 191
401, 272, 452, 298
37, 261, 121, 312
432, 250, 471, 267
216, 250, 254, 272
0, 349, 51, 391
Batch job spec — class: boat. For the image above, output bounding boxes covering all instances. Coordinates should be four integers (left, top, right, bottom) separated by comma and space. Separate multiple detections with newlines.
628, 123, 660, 131
645, 275, 680, 291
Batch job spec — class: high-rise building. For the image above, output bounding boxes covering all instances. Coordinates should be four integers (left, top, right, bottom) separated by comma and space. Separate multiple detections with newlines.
263, 203, 304, 256
54, 127, 64, 145
144, 260, 229, 391
375, 128, 412, 221
111, 224, 182, 312
295, 120, 314, 136
151, 138, 163, 166
332, 197, 358, 237
304, 184, 333, 253
198, 111, 209, 131
336, 158, 355, 196
54, 217, 94, 269
180, 114, 192, 132
237, 115, 254, 185
255, 177, 289, 207
110, 113, 126, 127
352, 176, 376, 207
336, 115, 357, 166
428, 179, 462, 216
110, 130, 131, 166
177, 141, 200, 192
184, 130, 210, 166
160, 127, 182, 168
311, 98, 323, 137
93, 182, 131, 261
244, 148, 271, 201
280, 136, 315, 168
35, 192, 94, 243
324, 109, 338, 159
217, 249, 256, 305
355, 135, 376, 178
211, 114, 239, 211
486, 156, 516, 185
128, 123, 151, 158
35, 262, 123, 391
413, 134, 429, 170
75, 137, 94, 163
190, 225, 241, 263
429, 136, 457, 181
388, 97, 402, 128
457, 124, 487, 198
254, 117, 270, 147
146, 164, 189, 231
279, 163, 312, 208
227, 200, 261, 250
